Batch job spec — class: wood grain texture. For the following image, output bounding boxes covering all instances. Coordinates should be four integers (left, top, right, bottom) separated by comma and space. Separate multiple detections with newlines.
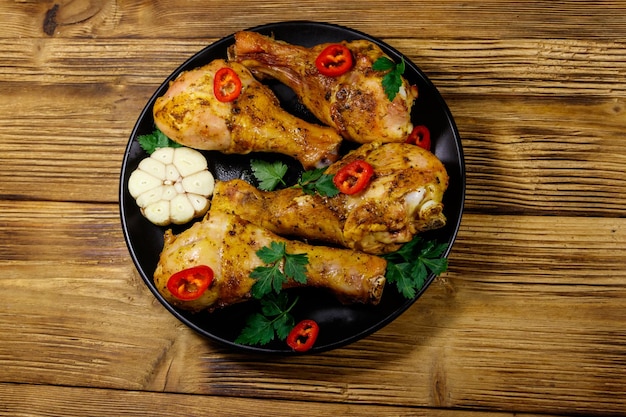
1, 0, 626, 416
0, 37, 624, 213
0, 384, 562, 417
1, 201, 624, 415
1, 1, 626, 40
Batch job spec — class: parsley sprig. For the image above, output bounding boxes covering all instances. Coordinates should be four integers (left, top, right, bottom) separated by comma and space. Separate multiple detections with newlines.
250, 241, 309, 299
295, 168, 340, 197
250, 160, 339, 197
137, 128, 182, 154
372, 56, 406, 101
383, 237, 449, 299
236, 242, 309, 347
235, 292, 298, 346
251, 159, 288, 191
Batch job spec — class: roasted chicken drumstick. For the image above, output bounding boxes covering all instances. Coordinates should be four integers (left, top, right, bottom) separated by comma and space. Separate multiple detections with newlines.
211, 142, 448, 255
153, 59, 342, 169
229, 31, 418, 144
153, 209, 387, 312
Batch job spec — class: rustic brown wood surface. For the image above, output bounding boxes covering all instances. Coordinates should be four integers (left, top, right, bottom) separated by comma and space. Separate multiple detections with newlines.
1, 1, 625, 416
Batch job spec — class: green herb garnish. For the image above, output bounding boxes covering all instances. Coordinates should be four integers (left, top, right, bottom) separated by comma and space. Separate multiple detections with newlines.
382, 237, 449, 299
249, 241, 309, 299
137, 128, 182, 154
235, 292, 298, 346
295, 168, 340, 197
237, 241, 309, 347
251, 159, 288, 191
372, 56, 406, 101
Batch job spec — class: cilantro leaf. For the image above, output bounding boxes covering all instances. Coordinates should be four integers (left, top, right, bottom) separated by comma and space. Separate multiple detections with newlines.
250, 242, 309, 298
137, 128, 181, 154
383, 237, 449, 299
235, 293, 298, 346
251, 159, 288, 191
295, 168, 340, 197
373, 56, 406, 101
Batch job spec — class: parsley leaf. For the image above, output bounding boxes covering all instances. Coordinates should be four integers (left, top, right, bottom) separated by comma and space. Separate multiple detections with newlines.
137, 128, 181, 154
372, 56, 396, 71
234, 312, 275, 346
235, 293, 298, 346
382, 237, 449, 299
283, 252, 309, 285
250, 261, 285, 298
295, 168, 340, 197
373, 56, 406, 101
250, 242, 309, 299
251, 159, 288, 191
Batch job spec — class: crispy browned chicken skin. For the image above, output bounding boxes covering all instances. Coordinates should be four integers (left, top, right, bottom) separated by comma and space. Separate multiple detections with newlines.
153, 210, 387, 312
211, 142, 448, 255
229, 31, 418, 144
153, 59, 342, 169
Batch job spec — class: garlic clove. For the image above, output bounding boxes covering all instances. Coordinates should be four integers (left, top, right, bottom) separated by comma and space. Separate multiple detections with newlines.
135, 186, 164, 208
182, 170, 215, 195
161, 185, 178, 201
165, 163, 181, 182
128, 170, 162, 198
143, 200, 170, 226
173, 147, 208, 176
138, 158, 166, 180
188, 194, 210, 216
151, 147, 175, 165
170, 194, 195, 224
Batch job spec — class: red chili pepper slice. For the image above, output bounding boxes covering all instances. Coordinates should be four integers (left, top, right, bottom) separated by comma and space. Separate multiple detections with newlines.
286, 319, 319, 352
333, 160, 374, 195
167, 265, 214, 301
315, 44, 353, 77
406, 125, 431, 150
213, 67, 242, 102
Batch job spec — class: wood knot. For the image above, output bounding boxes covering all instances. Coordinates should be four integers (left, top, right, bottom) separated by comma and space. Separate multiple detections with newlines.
42, 0, 109, 36
43, 4, 59, 36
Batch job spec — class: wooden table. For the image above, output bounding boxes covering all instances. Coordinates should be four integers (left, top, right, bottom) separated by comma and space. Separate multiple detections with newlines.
2, 1, 625, 416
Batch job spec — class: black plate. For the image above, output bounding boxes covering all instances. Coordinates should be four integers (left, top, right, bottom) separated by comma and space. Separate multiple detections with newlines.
120, 21, 465, 354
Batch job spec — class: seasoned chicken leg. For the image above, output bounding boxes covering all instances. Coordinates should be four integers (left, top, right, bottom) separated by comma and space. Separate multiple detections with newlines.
153, 59, 342, 169
153, 209, 387, 312
229, 31, 418, 144
211, 142, 449, 255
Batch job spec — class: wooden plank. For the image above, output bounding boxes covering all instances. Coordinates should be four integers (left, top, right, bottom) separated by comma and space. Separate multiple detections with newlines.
0, 37, 625, 211
0, 383, 560, 417
0, 1, 625, 40
1, 38, 625, 93
0, 201, 624, 414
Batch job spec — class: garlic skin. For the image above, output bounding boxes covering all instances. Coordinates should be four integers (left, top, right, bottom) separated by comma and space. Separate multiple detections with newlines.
128, 147, 214, 226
